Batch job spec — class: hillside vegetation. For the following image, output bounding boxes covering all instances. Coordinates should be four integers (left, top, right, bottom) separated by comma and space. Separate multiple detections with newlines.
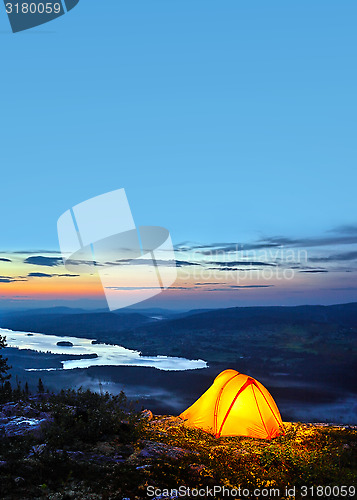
0, 388, 356, 499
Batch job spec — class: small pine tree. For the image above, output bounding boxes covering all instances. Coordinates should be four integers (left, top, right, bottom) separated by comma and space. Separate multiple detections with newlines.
13, 376, 22, 400
37, 378, 45, 393
0, 335, 11, 387
24, 381, 29, 396
3, 380, 12, 396
0, 380, 12, 403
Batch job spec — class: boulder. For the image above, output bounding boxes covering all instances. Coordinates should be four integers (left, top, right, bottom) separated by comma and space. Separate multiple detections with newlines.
141, 409, 153, 421
1, 416, 51, 438
55, 449, 125, 464
1, 402, 21, 417
22, 405, 41, 418
138, 440, 191, 460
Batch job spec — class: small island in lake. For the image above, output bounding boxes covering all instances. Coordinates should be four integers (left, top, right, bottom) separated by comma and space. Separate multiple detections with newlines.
56, 341, 73, 347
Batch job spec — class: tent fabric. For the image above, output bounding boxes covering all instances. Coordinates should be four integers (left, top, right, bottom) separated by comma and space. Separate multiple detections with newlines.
179, 369, 284, 440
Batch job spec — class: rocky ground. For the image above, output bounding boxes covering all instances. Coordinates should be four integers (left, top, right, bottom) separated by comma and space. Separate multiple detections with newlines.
0, 392, 356, 500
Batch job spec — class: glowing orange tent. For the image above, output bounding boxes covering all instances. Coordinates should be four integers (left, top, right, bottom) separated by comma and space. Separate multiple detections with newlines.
179, 369, 284, 439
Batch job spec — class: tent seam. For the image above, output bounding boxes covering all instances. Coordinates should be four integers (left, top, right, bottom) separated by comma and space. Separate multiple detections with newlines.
252, 383, 269, 439
216, 377, 253, 438
254, 383, 284, 433
213, 373, 239, 435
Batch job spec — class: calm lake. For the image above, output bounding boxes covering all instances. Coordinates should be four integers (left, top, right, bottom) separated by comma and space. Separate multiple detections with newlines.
1, 328, 207, 372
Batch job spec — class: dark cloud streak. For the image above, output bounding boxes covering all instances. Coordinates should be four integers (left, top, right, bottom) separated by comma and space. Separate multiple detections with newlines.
24, 256, 63, 267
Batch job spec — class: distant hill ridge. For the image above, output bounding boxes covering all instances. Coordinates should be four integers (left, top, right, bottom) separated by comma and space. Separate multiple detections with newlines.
1, 301, 357, 341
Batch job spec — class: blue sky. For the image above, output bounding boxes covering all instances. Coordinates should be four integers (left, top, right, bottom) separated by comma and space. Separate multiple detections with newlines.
1, 1, 357, 309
